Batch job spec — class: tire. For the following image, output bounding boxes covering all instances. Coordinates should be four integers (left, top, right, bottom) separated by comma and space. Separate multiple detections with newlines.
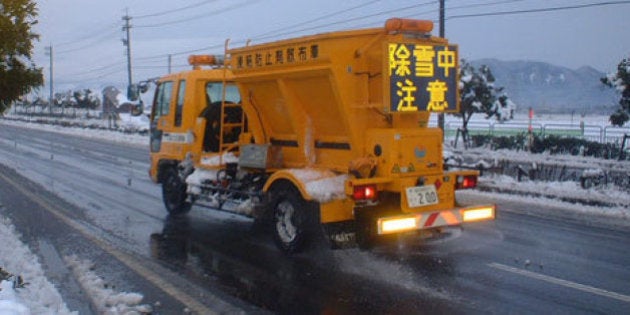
161, 167, 192, 215
271, 185, 315, 254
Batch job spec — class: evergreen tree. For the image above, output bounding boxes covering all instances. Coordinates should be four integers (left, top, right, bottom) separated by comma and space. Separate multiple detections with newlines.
0, 0, 43, 114
601, 57, 630, 126
455, 60, 516, 144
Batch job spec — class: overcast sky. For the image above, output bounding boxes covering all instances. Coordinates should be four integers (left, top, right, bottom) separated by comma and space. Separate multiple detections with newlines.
31, 0, 630, 94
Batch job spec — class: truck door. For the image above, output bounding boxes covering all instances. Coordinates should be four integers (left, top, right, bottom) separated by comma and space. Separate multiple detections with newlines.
150, 81, 174, 153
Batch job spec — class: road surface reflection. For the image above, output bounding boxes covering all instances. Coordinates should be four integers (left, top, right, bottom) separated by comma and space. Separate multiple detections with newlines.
150, 213, 464, 313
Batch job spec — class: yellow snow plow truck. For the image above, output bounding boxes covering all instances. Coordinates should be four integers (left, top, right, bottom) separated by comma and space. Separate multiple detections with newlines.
146, 18, 495, 253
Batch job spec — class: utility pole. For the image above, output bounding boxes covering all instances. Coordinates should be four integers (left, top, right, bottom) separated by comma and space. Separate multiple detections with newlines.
439, 0, 445, 38
168, 54, 172, 74
44, 45, 53, 114
438, 0, 445, 132
122, 10, 133, 87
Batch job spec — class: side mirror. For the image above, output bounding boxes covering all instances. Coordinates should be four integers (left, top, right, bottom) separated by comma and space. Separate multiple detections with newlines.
138, 81, 149, 94
131, 101, 144, 116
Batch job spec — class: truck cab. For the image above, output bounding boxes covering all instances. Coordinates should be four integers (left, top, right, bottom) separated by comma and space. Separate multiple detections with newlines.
149, 62, 243, 175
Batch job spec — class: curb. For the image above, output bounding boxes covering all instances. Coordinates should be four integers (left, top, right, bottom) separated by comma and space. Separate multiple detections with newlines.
476, 184, 626, 208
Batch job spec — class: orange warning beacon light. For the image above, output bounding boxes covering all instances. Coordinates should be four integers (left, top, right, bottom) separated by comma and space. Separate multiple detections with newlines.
384, 18, 434, 34
188, 55, 225, 68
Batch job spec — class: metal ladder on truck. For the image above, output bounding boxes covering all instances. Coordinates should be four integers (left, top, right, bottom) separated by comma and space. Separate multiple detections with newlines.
218, 100, 245, 153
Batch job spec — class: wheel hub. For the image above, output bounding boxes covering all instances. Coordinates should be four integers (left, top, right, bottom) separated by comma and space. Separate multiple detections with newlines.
276, 201, 297, 243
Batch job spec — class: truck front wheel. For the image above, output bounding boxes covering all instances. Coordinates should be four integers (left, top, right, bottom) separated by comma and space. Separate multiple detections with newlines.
162, 167, 192, 215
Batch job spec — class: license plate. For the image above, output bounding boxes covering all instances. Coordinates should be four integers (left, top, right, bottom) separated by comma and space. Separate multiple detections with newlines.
406, 185, 439, 208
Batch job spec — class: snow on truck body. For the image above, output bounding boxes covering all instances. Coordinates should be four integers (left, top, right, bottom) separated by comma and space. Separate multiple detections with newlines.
148, 18, 495, 253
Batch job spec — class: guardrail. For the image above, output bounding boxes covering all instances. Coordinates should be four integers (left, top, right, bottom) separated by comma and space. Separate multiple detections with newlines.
444, 121, 630, 144
11, 104, 101, 119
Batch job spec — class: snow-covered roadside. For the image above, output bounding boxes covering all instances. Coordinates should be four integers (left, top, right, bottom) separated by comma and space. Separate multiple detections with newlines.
445, 144, 630, 224
464, 176, 630, 225
452, 146, 630, 173
478, 174, 630, 208
0, 216, 74, 314
0, 120, 152, 314
0, 212, 155, 314
63, 256, 151, 314
0, 119, 148, 147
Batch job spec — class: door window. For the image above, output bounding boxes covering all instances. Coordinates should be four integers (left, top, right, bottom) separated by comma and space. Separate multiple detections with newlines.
175, 80, 186, 127
152, 81, 173, 123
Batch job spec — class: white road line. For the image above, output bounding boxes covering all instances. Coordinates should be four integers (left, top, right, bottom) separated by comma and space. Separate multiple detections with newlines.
488, 262, 630, 303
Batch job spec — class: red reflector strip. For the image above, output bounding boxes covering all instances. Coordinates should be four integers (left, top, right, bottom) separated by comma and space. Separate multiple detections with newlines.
424, 212, 440, 227
420, 211, 463, 228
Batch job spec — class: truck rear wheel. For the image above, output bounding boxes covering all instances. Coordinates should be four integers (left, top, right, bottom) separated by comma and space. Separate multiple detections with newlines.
162, 167, 192, 215
271, 185, 314, 254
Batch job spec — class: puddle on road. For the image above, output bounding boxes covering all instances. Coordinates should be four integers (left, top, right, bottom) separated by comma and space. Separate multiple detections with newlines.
148, 214, 461, 313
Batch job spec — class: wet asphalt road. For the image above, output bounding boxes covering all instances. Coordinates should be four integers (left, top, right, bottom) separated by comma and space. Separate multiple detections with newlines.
1, 122, 629, 314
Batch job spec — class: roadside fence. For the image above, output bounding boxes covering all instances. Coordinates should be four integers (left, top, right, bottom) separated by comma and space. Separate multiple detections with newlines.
444, 121, 630, 144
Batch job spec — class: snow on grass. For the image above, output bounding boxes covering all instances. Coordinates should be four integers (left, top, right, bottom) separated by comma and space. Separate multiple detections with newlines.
461, 188, 630, 228
479, 174, 630, 208
64, 255, 152, 315
451, 146, 630, 172
0, 217, 76, 315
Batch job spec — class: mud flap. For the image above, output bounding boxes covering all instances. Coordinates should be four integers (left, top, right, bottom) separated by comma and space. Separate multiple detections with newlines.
321, 221, 359, 249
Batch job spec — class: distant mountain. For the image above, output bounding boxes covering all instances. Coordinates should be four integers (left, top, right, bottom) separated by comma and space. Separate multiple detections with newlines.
469, 59, 618, 114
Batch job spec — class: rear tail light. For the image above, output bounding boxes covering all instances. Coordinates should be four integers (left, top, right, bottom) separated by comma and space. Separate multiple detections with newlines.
456, 175, 477, 189
353, 184, 378, 201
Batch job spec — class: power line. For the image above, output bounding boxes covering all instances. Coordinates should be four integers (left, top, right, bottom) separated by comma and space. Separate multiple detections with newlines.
250, 1, 437, 42
60, 0, 630, 84
64, 60, 126, 77
134, 0, 219, 19
134, 42, 227, 62
131, 1, 437, 65
56, 30, 119, 55
60, 1, 427, 83
58, 65, 126, 85
55, 22, 119, 47
447, 0, 630, 20
252, 0, 382, 39
447, 0, 529, 12
133, 64, 188, 69
135, 1, 259, 28
135, 0, 437, 60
